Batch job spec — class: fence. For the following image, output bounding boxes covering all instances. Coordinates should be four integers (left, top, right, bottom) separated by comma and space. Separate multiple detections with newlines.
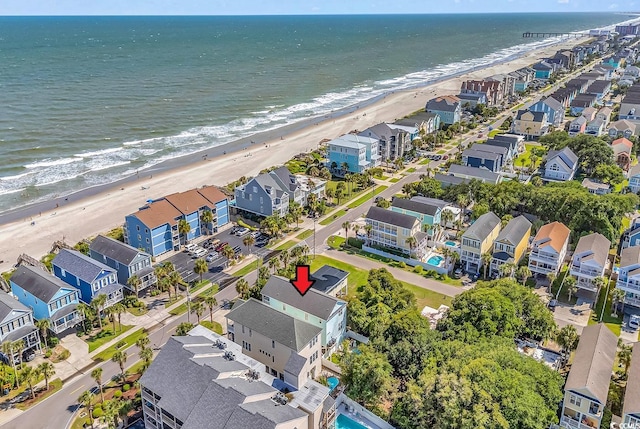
362, 245, 448, 275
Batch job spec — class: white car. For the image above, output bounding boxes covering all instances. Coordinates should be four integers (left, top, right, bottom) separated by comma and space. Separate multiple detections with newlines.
192, 247, 208, 258
630, 315, 640, 331
235, 227, 250, 237
184, 243, 197, 253
206, 252, 218, 262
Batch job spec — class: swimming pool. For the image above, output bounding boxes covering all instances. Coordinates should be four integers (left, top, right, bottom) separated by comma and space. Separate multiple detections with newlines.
445, 240, 457, 247
336, 414, 368, 429
427, 255, 445, 266
327, 376, 339, 392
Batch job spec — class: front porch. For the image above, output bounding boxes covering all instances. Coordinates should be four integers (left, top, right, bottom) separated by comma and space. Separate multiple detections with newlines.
51, 305, 84, 334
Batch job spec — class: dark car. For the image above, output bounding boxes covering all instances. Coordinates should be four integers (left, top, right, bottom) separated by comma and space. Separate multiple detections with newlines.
22, 349, 36, 362
0, 352, 9, 365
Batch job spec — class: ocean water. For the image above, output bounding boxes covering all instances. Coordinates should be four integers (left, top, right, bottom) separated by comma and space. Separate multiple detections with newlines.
0, 13, 630, 212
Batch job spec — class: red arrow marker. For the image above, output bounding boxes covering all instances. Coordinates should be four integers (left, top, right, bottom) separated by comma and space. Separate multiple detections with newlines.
290, 265, 315, 296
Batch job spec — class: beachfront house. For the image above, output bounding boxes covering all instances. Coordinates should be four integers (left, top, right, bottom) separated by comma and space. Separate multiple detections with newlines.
460, 79, 504, 107
52, 248, 124, 308
510, 67, 536, 92
460, 212, 501, 274
234, 171, 290, 218
621, 218, 640, 249
608, 119, 637, 138
447, 164, 502, 184
310, 265, 349, 297
326, 134, 381, 175
261, 275, 347, 357
394, 111, 441, 136
581, 178, 611, 195
489, 216, 532, 278
89, 235, 156, 296
10, 265, 82, 335
391, 197, 443, 242
457, 92, 487, 109
364, 205, 429, 261
529, 97, 565, 127
611, 137, 633, 172
528, 221, 571, 277
623, 343, 640, 426
615, 246, 640, 310
532, 61, 554, 80
359, 123, 418, 162
425, 95, 461, 125
124, 186, 230, 256
570, 233, 611, 294
543, 147, 578, 182
568, 116, 587, 136
511, 110, 549, 140
0, 290, 41, 361
226, 298, 323, 390
560, 324, 616, 429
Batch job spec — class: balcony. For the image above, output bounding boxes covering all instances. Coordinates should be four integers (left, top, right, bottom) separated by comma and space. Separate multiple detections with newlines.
624, 295, 640, 308
570, 265, 602, 280
529, 251, 560, 264
616, 281, 640, 294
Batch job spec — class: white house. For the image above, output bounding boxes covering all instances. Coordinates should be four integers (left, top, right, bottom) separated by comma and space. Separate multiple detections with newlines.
570, 233, 611, 294
528, 221, 571, 276
615, 246, 640, 309
543, 147, 578, 181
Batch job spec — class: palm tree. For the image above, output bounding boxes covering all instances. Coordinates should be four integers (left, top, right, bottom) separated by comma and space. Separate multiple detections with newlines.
118, 399, 134, 428
289, 202, 303, 228
268, 257, 280, 274
91, 294, 107, 330
102, 398, 121, 429
555, 325, 579, 367
481, 252, 493, 279
344, 173, 352, 196
169, 270, 184, 299
105, 305, 117, 333
456, 193, 470, 214
111, 302, 126, 333
204, 295, 218, 323
342, 221, 351, 241
111, 350, 128, 383
127, 275, 141, 298
193, 258, 208, 283
191, 300, 204, 324
364, 224, 373, 243
78, 390, 95, 428
592, 276, 606, 296
441, 209, 454, 229
178, 219, 191, 245
565, 276, 578, 302
2, 340, 22, 388
405, 236, 417, 258
36, 318, 50, 350
77, 302, 95, 334
91, 367, 105, 403
37, 362, 55, 390
138, 347, 153, 372
546, 272, 557, 294
200, 209, 214, 235
242, 234, 256, 255
341, 162, 349, 174
236, 278, 250, 300
221, 244, 235, 266
351, 223, 361, 240
280, 249, 291, 268
20, 365, 38, 399
516, 266, 532, 286
619, 344, 633, 376
499, 262, 517, 279
175, 322, 194, 336
612, 288, 626, 317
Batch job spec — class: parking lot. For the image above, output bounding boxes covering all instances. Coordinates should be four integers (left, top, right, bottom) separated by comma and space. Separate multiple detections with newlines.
165, 226, 275, 287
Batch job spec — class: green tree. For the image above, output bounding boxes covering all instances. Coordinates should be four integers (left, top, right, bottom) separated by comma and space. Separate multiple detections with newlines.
618, 344, 633, 376
111, 302, 127, 333
178, 219, 191, 245
36, 318, 51, 350
342, 221, 351, 240
242, 234, 255, 255
592, 163, 625, 185
135, 333, 150, 350
204, 295, 218, 323
193, 258, 208, 283
191, 300, 204, 324
555, 325, 579, 366
37, 361, 55, 390
340, 345, 393, 408
235, 278, 250, 300
91, 367, 105, 403
91, 294, 107, 330
111, 350, 128, 383
2, 340, 23, 388
200, 209, 214, 234
481, 252, 493, 279
565, 276, 578, 302
405, 236, 417, 258
612, 288, 626, 317
20, 365, 38, 400
127, 274, 142, 298
221, 244, 235, 265
288, 201, 303, 228
175, 322, 194, 336
516, 266, 532, 286
78, 390, 95, 428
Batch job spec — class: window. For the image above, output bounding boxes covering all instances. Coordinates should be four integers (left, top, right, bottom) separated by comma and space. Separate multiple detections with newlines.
272, 340, 275, 348
569, 394, 582, 407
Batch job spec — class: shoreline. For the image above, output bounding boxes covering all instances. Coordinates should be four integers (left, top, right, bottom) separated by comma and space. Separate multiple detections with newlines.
0, 37, 587, 272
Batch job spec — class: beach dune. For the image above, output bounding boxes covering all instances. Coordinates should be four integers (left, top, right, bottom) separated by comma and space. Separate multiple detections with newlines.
0, 38, 582, 273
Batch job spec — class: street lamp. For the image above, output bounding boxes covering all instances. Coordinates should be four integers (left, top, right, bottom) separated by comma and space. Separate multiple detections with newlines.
186, 284, 191, 324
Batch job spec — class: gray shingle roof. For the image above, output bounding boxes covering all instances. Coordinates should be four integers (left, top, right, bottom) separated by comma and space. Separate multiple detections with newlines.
462, 148, 501, 162
623, 342, 640, 416
434, 172, 467, 186
270, 166, 299, 193
311, 265, 349, 294
53, 249, 115, 284
574, 233, 611, 267
547, 147, 578, 170
463, 212, 501, 241
448, 164, 501, 183
483, 139, 515, 152
366, 206, 418, 230
410, 196, 449, 208
226, 299, 322, 352
0, 291, 31, 324
542, 96, 564, 111
472, 143, 509, 156
495, 216, 532, 246
391, 197, 440, 216
565, 324, 617, 404
515, 109, 547, 122
622, 245, 640, 270
260, 275, 343, 320
490, 133, 523, 145
10, 264, 73, 303
90, 235, 149, 266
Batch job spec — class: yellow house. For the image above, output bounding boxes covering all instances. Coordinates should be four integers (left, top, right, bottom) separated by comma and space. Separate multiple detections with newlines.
461, 212, 501, 274
489, 215, 532, 277
512, 109, 549, 139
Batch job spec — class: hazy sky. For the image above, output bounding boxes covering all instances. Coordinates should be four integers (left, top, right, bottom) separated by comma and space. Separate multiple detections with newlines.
0, 0, 636, 16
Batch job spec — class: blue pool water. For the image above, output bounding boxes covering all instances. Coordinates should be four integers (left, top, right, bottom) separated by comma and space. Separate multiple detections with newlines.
445, 241, 457, 247
336, 414, 368, 429
427, 255, 445, 266
328, 376, 339, 392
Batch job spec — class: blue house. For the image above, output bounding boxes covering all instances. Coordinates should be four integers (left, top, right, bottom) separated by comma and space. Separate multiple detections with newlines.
10, 265, 83, 335
532, 61, 554, 80
0, 290, 41, 359
461, 146, 504, 172
125, 186, 230, 257
326, 134, 381, 175
425, 95, 462, 125
529, 97, 565, 127
391, 197, 443, 241
89, 235, 156, 296
52, 249, 124, 308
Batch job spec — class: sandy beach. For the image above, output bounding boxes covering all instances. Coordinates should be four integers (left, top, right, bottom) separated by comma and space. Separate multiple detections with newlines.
0, 38, 584, 273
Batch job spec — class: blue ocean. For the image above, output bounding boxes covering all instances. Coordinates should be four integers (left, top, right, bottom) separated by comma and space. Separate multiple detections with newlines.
0, 13, 630, 212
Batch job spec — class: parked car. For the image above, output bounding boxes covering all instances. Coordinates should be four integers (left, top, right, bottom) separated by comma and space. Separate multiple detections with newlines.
250, 230, 261, 239
192, 247, 208, 259
630, 315, 640, 331
235, 227, 250, 237
22, 349, 35, 362
215, 242, 228, 252
206, 252, 218, 262
453, 268, 463, 279
184, 243, 197, 253
0, 352, 9, 365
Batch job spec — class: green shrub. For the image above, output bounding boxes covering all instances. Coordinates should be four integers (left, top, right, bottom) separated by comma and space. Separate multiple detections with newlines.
44, 350, 53, 359
114, 390, 122, 398
150, 289, 160, 297
48, 337, 59, 347
413, 265, 423, 274
92, 407, 103, 418
115, 340, 126, 349
398, 261, 406, 269
123, 384, 131, 392
59, 350, 70, 360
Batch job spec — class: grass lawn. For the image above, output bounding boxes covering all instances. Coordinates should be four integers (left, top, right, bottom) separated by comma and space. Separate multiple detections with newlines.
190, 279, 212, 294
488, 129, 504, 137
274, 240, 298, 251
328, 236, 345, 249
320, 209, 347, 225
419, 158, 431, 165
94, 328, 149, 362
233, 260, 261, 277
389, 177, 400, 183
15, 379, 63, 411
164, 294, 184, 308
401, 282, 453, 309
346, 186, 388, 209
405, 167, 417, 173
169, 284, 221, 316
86, 323, 133, 352
296, 229, 313, 240
512, 102, 525, 110
199, 320, 223, 334
514, 143, 547, 169
378, 175, 389, 180
588, 282, 622, 337
436, 149, 447, 154
126, 306, 148, 316
614, 179, 629, 194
